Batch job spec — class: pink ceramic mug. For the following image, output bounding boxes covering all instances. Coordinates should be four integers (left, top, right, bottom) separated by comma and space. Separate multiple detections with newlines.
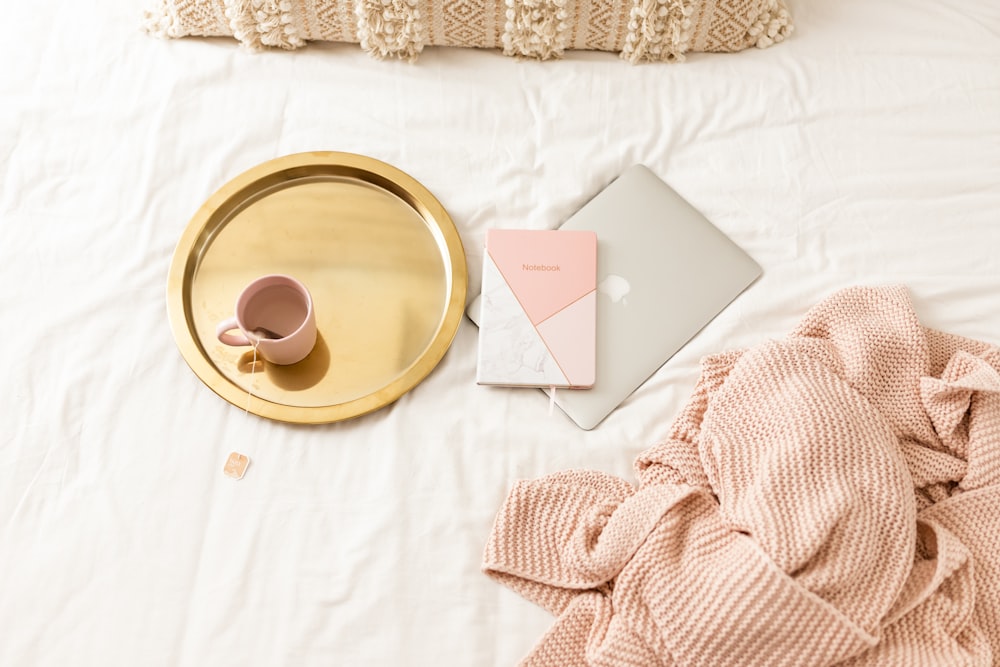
216, 274, 317, 365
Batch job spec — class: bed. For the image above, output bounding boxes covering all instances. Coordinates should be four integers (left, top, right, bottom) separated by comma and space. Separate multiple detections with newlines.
2, 0, 999, 664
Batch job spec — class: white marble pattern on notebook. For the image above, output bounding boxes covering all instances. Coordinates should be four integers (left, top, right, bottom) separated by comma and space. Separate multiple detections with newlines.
476, 255, 569, 387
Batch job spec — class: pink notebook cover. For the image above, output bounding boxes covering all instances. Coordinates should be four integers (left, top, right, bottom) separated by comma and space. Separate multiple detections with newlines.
476, 229, 597, 388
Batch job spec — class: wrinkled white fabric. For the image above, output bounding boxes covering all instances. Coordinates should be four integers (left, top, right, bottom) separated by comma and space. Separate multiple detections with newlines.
2, 0, 999, 665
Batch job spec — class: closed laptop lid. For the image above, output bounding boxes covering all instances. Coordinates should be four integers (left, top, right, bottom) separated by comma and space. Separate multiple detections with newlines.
468, 164, 761, 429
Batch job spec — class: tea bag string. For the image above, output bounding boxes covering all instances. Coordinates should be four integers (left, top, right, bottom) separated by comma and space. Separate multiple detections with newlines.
223, 335, 260, 481
245, 335, 260, 416
244, 327, 281, 415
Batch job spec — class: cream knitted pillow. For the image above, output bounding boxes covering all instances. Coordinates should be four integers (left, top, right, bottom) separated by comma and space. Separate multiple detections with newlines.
142, 0, 792, 63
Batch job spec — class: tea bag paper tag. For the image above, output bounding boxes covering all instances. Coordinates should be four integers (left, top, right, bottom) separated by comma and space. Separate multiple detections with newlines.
223, 452, 250, 480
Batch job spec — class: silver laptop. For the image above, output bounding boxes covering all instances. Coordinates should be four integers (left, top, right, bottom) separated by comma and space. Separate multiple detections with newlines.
467, 165, 761, 429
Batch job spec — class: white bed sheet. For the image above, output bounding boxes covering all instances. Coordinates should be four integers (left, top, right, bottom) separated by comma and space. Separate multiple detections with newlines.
1, 1, 998, 664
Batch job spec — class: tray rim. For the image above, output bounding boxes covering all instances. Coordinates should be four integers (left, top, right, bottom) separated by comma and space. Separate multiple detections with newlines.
166, 151, 468, 424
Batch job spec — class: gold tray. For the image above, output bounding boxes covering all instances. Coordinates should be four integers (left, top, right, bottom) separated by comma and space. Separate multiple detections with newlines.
167, 152, 468, 424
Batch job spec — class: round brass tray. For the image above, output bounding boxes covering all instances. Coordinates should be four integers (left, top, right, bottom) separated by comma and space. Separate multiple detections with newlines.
166, 152, 468, 424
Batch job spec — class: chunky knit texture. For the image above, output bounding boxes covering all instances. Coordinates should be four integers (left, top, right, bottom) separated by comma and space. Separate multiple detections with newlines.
483, 286, 1000, 666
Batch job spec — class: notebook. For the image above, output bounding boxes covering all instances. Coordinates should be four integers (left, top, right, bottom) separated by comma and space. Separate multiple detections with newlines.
467, 164, 762, 430
476, 229, 597, 388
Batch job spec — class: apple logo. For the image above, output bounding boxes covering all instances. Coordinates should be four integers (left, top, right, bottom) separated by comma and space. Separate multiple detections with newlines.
598, 274, 631, 305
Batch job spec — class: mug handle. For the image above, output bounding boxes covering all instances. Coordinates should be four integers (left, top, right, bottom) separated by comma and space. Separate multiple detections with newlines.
216, 317, 251, 346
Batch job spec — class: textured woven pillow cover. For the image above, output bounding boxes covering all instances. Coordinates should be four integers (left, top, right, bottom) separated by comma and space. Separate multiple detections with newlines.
142, 0, 792, 62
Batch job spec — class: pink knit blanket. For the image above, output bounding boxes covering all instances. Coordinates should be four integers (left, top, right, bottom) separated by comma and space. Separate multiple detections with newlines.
483, 286, 1000, 666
